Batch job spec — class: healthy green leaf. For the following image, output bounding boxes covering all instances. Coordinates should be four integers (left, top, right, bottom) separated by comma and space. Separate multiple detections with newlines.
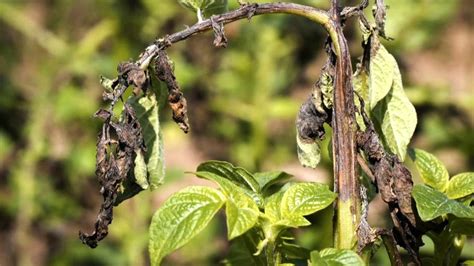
264, 190, 285, 223
450, 218, 474, 235
197, 160, 260, 193
368, 41, 396, 109
412, 184, 474, 221
254, 171, 292, 193
223, 229, 266, 266
281, 182, 336, 217
195, 171, 260, 239
133, 150, 149, 189
149, 186, 225, 266
310, 248, 364, 266
372, 63, 417, 161
177, 0, 228, 21
408, 148, 449, 192
129, 93, 165, 190
446, 172, 474, 199
296, 130, 321, 169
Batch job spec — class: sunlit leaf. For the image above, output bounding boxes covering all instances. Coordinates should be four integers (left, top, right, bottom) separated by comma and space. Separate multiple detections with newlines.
412, 184, 474, 221
281, 182, 336, 217
177, 0, 228, 21
197, 160, 260, 193
195, 171, 260, 239
149, 186, 225, 266
408, 148, 449, 192
446, 172, 474, 199
372, 62, 417, 161
129, 93, 165, 190
310, 248, 364, 266
368, 41, 396, 109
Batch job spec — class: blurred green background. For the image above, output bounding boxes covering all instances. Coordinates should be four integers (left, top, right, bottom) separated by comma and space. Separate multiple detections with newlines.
0, 0, 472, 265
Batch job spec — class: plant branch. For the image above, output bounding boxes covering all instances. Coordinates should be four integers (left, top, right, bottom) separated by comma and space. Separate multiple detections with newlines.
135, 3, 334, 69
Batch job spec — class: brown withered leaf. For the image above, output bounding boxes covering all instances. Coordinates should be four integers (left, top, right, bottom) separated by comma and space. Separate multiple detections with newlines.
211, 16, 228, 48
154, 50, 190, 133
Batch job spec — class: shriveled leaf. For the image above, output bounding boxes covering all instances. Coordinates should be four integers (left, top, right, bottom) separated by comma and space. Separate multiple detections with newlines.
195, 171, 259, 239
412, 184, 474, 221
149, 186, 225, 266
99, 75, 116, 92
281, 182, 336, 217
408, 148, 449, 192
115, 174, 144, 206
133, 150, 149, 189
368, 41, 396, 109
372, 64, 417, 161
197, 160, 260, 193
450, 218, 474, 235
254, 171, 293, 193
129, 93, 165, 190
446, 172, 474, 199
296, 130, 321, 168
310, 248, 364, 266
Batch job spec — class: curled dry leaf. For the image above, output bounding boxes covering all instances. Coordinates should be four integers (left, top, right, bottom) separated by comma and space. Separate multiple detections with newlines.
154, 50, 190, 133
79, 104, 146, 248
211, 16, 228, 48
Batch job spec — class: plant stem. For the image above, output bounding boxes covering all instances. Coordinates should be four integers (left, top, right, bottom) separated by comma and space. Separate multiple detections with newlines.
330, 1, 360, 250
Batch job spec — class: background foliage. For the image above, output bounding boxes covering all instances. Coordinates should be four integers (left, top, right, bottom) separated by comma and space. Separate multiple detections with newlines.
0, 0, 472, 265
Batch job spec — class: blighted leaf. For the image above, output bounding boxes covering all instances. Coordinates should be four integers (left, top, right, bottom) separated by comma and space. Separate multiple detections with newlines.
296, 130, 321, 169
446, 172, 474, 199
254, 171, 293, 194
368, 39, 396, 109
408, 148, 449, 192
133, 150, 149, 189
197, 160, 260, 193
412, 184, 474, 221
281, 182, 336, 217
195, 171, 259, 239
128, 93, 165, 190
149, 186, 225, 266
372, 64, 417, 161
99, 75, 117, 92
310, 248, 364, 266
115, 174, 144, 206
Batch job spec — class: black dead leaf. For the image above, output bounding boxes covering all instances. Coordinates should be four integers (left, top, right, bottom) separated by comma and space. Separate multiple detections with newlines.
117, 61, 149, 94
154, 50, 190, 133
356, 99, 422, 264
211, 16, 228, 48
79, 103, 146, 248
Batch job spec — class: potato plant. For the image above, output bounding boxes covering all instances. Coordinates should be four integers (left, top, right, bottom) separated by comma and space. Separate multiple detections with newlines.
79, 0, 474, 265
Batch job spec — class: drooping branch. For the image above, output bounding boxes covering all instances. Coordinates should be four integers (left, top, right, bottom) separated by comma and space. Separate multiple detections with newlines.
135, 3, 333, 69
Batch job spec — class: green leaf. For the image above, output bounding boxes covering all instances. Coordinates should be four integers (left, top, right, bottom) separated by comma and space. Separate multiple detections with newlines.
149, 186, 225, 266
133, 150, 149, 189
281, 182, 336, 217
254, 171, 292, 193
296, 130, 321, 169
195, 171, 260, 239
129, 93, 165, 190
372, 63, 417, 161
264, 190, 285, 223
408, 148, 449, 192
412, 184, 474, 221
450, 218, 474, 235
177, 0, 228, 20
446, 172, 474, 199
223, 228, 266, 266
197, 160, 260, 193
368, 41, 396, 109
310, 248, 364, 266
